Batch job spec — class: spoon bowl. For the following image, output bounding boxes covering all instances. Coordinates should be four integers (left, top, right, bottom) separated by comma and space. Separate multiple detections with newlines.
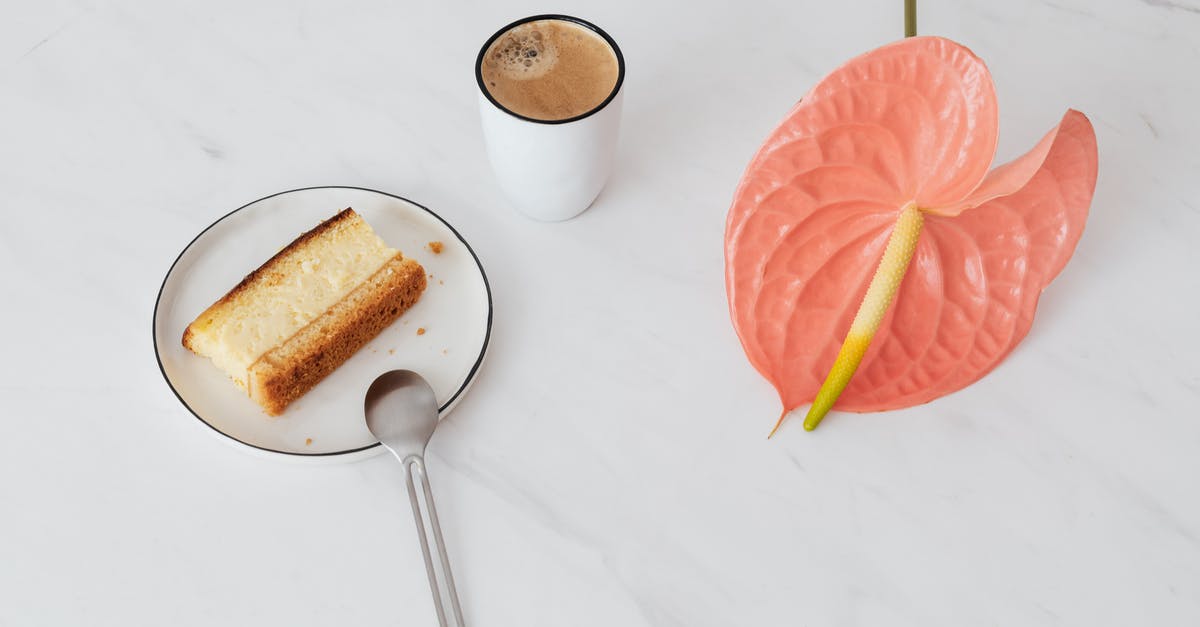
365, 370, 439, 460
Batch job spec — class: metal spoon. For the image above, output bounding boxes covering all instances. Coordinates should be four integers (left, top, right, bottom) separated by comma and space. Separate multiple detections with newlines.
365, 370, 465, 627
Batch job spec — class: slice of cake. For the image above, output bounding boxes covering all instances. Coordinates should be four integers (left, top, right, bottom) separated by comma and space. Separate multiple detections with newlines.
182, 208, 426, 415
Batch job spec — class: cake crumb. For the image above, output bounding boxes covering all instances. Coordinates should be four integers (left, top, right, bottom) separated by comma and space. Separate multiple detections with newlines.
388, 349, 395, 355
417, 327, 426, 336
441, 349, 448, 355
305, 438, 313, 446
438, 280, 444, 285
428, 241, 444, 254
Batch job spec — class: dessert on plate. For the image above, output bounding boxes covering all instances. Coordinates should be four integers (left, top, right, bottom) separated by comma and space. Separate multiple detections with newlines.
183, 208, 426, 415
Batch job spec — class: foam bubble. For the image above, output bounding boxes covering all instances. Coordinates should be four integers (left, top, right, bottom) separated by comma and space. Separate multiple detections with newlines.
485, 26, 559, 80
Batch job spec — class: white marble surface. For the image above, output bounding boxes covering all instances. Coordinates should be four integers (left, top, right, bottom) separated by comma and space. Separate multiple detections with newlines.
2, 0, 1199, 624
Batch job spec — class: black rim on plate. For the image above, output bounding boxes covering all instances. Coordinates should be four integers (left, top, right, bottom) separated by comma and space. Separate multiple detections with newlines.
152, 186, 494, 457
474, 13, 626, 125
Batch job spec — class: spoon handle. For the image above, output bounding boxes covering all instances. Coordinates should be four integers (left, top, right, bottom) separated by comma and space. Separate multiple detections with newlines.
405, 456, 466, 627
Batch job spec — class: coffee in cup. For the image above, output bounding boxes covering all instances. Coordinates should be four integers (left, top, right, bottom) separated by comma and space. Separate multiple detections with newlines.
479, 18, 620, 122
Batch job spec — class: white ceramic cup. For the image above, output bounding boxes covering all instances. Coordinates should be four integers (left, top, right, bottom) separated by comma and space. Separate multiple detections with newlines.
475, 15, 626, 222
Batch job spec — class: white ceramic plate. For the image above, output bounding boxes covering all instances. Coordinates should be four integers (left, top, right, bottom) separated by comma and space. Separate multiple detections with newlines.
154, 187, 492, 462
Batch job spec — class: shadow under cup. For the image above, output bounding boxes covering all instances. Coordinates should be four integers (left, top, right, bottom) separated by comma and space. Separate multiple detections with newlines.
475, 15, 626, 222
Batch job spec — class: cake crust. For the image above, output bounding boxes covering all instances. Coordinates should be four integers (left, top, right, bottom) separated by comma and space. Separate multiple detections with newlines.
248, 253, 426, 415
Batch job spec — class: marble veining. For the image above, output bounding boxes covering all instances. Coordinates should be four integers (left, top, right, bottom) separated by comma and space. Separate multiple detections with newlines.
1142, 0, 1200, 15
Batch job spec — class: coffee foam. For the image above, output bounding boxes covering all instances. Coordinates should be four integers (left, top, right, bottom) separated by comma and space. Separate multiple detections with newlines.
487, 25, 559, 81
480, 19, 619, 121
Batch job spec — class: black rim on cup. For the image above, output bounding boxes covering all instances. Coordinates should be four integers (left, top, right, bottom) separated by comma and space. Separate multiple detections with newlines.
474, 14, 626, 125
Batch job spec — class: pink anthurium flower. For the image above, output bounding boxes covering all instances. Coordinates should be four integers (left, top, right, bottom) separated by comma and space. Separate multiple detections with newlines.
724, 36, 1098, 434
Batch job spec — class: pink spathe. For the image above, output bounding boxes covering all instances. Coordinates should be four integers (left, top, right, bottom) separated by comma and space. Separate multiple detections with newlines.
724, 36, 1099, 418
